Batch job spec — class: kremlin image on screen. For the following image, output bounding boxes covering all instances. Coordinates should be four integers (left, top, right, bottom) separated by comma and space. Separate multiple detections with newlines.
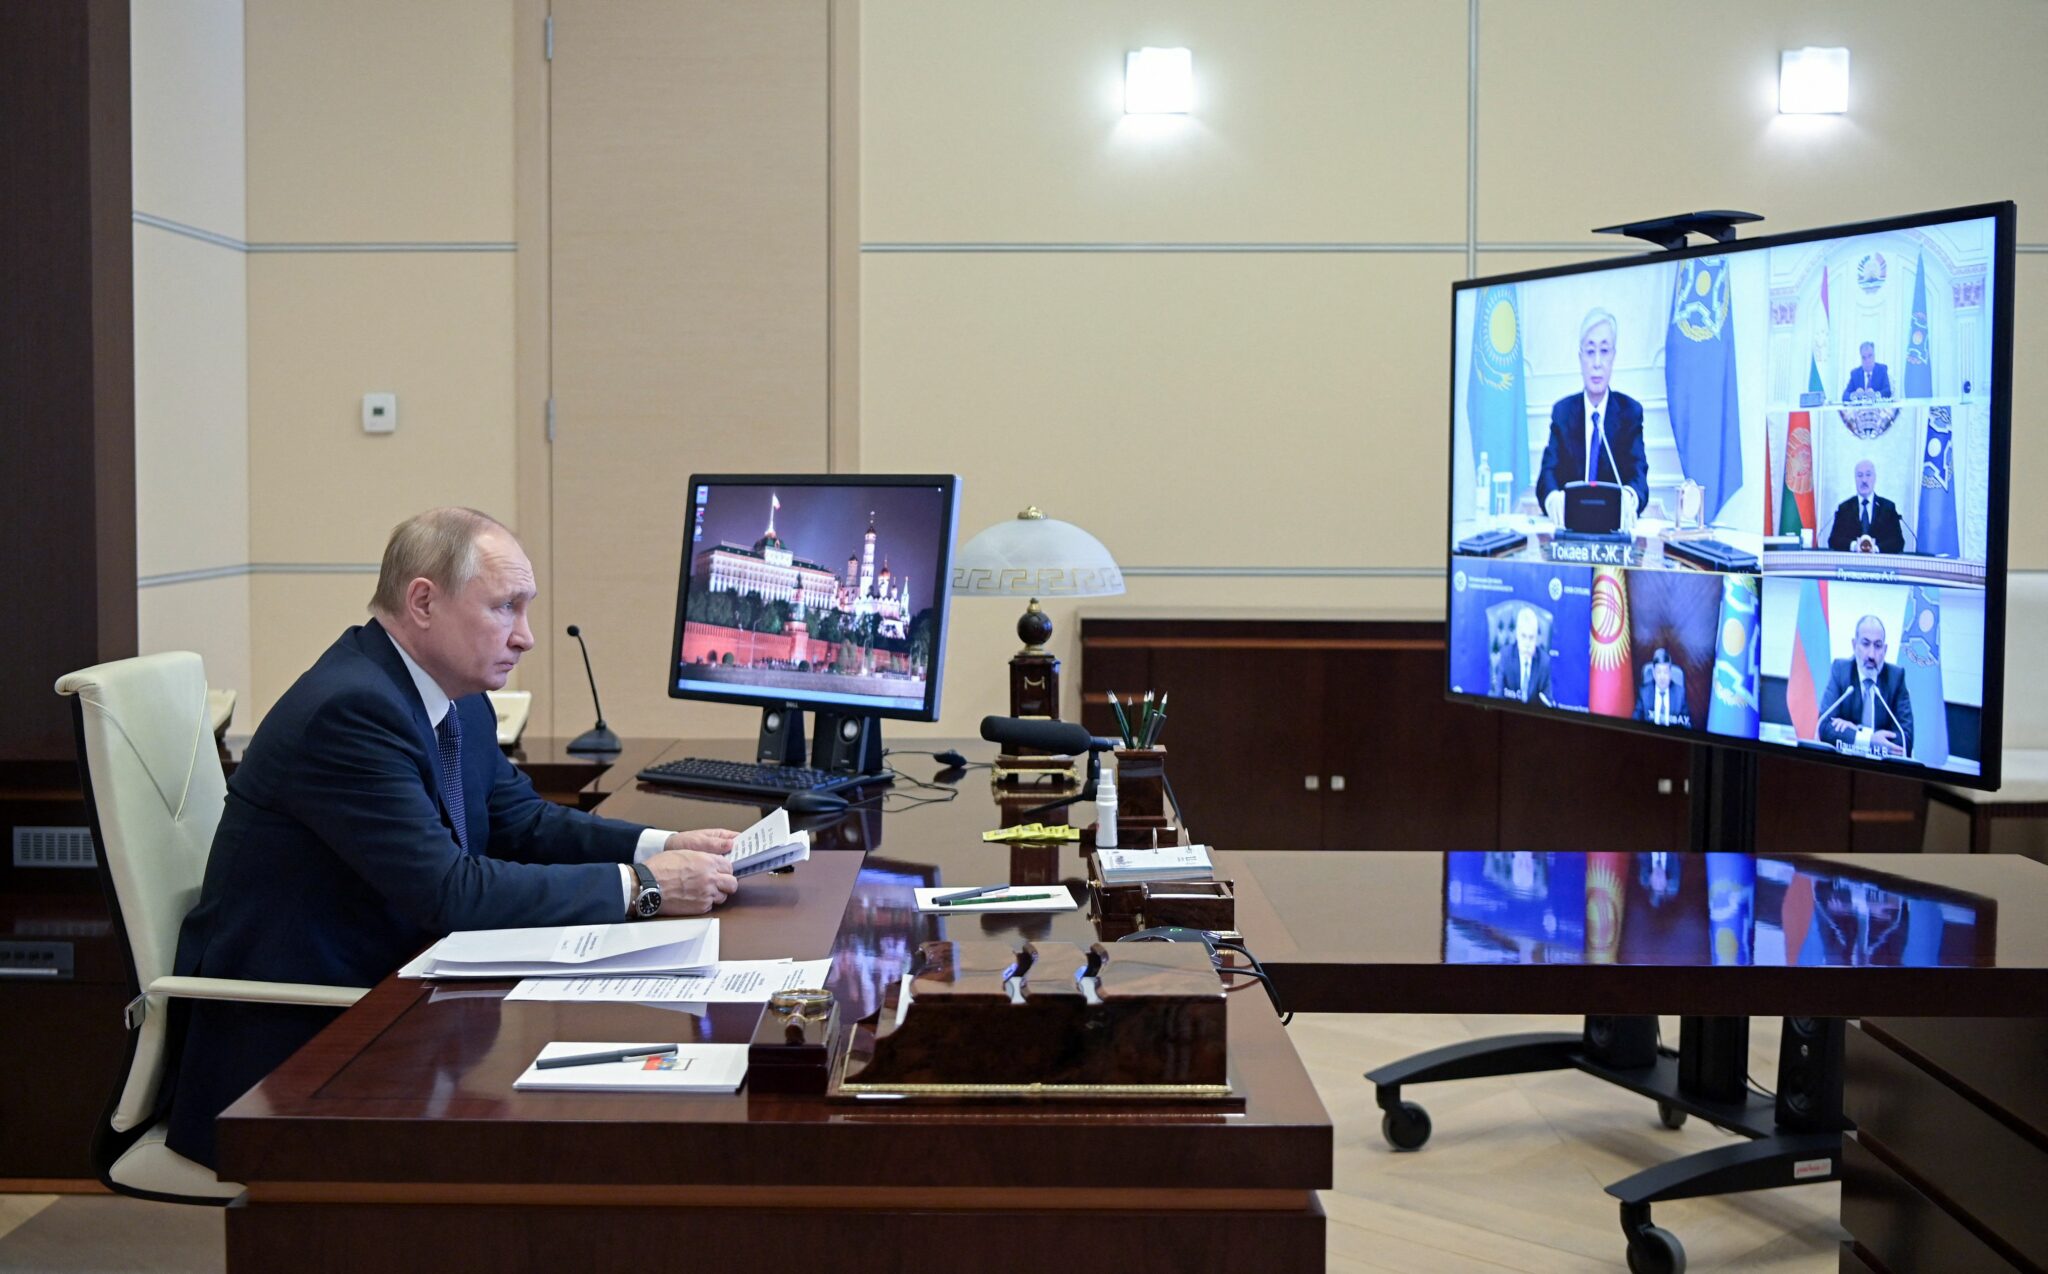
675, 483, 949, 714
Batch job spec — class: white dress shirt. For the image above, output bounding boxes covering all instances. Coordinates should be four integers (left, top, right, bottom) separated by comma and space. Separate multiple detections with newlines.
389, 637, 670, 913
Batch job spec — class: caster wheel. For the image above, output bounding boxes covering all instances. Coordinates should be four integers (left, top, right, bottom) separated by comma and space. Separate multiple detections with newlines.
1657, 1101, 1687, 1130
1625, 1225, 1685, 1274
1380, 1100, 1432, 1151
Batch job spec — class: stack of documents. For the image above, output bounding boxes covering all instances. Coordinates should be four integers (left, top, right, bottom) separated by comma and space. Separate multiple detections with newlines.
1095, 844, 1214, 883
513, 1042, 749, 1093
398, 918, 719, 980
728, 808, 811, 878
505, 958, 832, 1004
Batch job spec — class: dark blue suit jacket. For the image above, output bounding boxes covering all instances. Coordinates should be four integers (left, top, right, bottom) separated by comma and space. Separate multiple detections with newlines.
1535, 390, 1650, 514
1842, 362, 1892, 400
164, 620, 647, 1168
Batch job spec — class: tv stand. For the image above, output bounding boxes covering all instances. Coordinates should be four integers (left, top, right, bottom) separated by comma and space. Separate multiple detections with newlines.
1367, 743, 1847, 1274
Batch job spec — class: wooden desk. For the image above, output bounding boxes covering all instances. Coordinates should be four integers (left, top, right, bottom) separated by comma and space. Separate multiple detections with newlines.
217, 741, 1333, 1274
1216, 849, 2048, 1017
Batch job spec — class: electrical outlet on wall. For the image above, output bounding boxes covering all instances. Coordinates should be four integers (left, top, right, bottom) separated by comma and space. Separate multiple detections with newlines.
362, 392, 398, 434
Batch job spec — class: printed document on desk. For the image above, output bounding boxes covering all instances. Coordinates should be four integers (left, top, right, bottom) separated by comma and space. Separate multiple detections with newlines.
1096, 845, 1214, 882
513, 1043, 749, 1093
398, 918, 719, 979
505, 958, 833, 1003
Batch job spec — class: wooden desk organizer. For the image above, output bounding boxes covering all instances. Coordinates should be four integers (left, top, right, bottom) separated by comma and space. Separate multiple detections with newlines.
1113, 747, 1170, 828
1138, 879, 1235, 932
834, 939, 1231, 1099
747, 991, 841, 1095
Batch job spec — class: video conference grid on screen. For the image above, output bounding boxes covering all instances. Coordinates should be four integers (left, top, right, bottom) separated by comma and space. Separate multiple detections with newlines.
672, 480, 954, 716
1447, 210, 2002, 779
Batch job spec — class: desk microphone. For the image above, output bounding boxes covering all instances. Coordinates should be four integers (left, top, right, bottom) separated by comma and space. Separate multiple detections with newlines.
979, 716, 1115, 820
564, 624, 621, 755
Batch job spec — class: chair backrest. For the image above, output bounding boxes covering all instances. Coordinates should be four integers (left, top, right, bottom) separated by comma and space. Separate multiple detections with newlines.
2003, 574, 2048, 749
55, 652, 226, 1133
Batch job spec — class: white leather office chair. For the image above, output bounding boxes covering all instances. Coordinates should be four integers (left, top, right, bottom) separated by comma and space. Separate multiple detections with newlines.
55, 652, 367, 1203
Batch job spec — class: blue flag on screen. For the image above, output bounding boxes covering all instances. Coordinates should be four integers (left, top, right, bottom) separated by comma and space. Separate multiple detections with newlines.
1898, 585, 1948, 767
1707, 573, 1760, 738
1665, 257, 1744, 523
1468, 285, 1530, 506
1904, 250, 1933, 398
1916, 406, 1960, 558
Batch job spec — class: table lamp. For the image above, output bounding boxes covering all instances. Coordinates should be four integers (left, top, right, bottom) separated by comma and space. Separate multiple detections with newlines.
950, 506, 1124, 721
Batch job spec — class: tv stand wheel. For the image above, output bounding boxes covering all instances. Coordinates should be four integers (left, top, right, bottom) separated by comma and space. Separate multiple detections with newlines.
1625, 1225, 1685, 1274
1657, 1100, 1687, 1130
1380, 1100, 1432, 1151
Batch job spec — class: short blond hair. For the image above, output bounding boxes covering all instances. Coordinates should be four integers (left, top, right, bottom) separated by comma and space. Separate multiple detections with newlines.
370, 507, 509, 616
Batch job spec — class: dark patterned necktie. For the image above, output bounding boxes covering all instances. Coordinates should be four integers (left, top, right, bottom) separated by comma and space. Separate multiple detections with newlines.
436, 708, 470, 854
1586, 409, 1601, 482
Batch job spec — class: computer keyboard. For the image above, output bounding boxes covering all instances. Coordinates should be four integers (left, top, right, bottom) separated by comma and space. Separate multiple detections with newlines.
635, 756, 868, 798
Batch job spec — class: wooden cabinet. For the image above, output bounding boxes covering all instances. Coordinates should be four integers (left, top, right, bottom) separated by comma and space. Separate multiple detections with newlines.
1079, 615, 1920, 855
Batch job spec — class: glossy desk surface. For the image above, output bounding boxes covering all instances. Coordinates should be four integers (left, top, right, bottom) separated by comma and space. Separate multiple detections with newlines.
218, 738, 2048, 1184
215, 739, 1331, 1192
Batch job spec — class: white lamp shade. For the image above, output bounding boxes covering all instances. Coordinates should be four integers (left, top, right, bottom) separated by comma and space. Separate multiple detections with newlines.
1779, 47, 1849, 114
951, 512, 1125, 598
1125, 47, 1193, 115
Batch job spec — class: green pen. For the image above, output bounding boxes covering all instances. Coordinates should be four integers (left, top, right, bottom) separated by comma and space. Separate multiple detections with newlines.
1108, 692, 1135, 747
935, 892, 1059, 907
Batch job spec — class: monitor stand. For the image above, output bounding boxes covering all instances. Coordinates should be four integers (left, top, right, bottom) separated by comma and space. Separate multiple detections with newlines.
1365, 741, 1847, 1274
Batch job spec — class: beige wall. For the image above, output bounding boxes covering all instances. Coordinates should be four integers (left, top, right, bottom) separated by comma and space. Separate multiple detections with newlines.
135, 1, 2043, 741
861, 0, 2048, 737
132, 0, 252, 708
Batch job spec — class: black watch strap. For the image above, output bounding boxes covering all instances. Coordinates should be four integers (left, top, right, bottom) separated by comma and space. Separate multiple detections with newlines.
630, 861, 661, 917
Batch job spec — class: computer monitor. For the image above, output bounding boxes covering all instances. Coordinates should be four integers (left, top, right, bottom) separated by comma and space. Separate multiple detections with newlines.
668, 473, 960, 773
1446, 203, 2013, 794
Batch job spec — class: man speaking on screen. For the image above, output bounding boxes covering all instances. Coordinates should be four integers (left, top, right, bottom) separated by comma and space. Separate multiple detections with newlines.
1818, 614, 1914, 757
1537, 308, 1651, 529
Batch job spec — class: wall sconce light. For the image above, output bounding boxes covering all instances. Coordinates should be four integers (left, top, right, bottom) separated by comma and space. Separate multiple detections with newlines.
1125, 47, 1193, 115
1779, 47, 1849, 114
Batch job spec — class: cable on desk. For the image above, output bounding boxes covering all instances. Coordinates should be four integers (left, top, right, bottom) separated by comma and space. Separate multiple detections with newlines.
1212, 938, 1289, 1024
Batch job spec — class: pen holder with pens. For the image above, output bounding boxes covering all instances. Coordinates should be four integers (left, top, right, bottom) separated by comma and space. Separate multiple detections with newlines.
1112, 747, 1170, 830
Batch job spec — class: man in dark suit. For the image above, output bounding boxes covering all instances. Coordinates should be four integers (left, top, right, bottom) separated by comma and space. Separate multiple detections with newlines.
1826, 459, 1906, 553
164, 508, 742, 1170
1818, 614, 1913, 757
1632, 647, 1691, 728
1841, 341, 1893, 401
1536, 309, 1651, 526
1490, 607, 1553, 706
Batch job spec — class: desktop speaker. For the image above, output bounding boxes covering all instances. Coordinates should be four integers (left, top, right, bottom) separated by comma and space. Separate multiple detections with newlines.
811, 711, 882, 777
755, 705, 807, 766
1774, 1017, 1846, 1132
1582, 1015, 1659, 1069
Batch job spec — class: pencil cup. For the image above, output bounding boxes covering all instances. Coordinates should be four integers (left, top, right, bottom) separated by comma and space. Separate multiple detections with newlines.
1112, 748, 1168, 825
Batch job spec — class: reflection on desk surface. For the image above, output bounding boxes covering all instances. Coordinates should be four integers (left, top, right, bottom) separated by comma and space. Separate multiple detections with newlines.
1445, 850, 1994, 969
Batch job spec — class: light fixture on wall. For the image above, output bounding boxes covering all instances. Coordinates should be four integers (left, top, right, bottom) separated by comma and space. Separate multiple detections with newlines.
950, 507, 1124, 720
1779, 47, 1849, 115
1125, 47, 1193, 115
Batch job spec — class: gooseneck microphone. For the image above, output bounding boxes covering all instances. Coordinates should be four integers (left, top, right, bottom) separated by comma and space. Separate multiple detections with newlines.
564, 624, 621, 755
980, 715, 1116, 820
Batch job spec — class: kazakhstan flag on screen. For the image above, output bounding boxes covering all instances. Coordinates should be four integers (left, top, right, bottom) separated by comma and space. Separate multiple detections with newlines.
1468, 285, 1529, 507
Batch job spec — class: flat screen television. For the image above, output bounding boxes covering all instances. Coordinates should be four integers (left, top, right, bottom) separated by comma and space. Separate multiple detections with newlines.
667, 473, 961, 722
1445, 204, 2013, 791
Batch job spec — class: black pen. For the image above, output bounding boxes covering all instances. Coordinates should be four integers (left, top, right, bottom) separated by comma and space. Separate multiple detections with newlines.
932, 883, 1007, 903
535, 1044, 678, 1070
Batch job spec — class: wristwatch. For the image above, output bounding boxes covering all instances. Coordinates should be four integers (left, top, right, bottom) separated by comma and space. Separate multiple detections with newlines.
630, 861, 662, 918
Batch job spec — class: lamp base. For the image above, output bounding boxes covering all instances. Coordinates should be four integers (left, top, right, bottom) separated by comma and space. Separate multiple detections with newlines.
1009, 650, 1059, 721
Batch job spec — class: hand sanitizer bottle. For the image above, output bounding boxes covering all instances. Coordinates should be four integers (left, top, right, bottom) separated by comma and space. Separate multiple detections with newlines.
1095, 762, 1119, 849
1474, 451, 1491, 524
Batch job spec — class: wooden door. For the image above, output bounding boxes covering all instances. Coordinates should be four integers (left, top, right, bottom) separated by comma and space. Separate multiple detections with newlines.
1145, 646, 1326, 851
547, 0, 833, 737
1322, 642, 1502, 851
1496, 713, 1691, 853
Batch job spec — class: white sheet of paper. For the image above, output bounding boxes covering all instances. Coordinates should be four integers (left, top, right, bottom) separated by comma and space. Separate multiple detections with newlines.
504, 958, 832, 1004
912, 885, 1080, 914
398, 918, 718, 979
513, 1042, 749, 1093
